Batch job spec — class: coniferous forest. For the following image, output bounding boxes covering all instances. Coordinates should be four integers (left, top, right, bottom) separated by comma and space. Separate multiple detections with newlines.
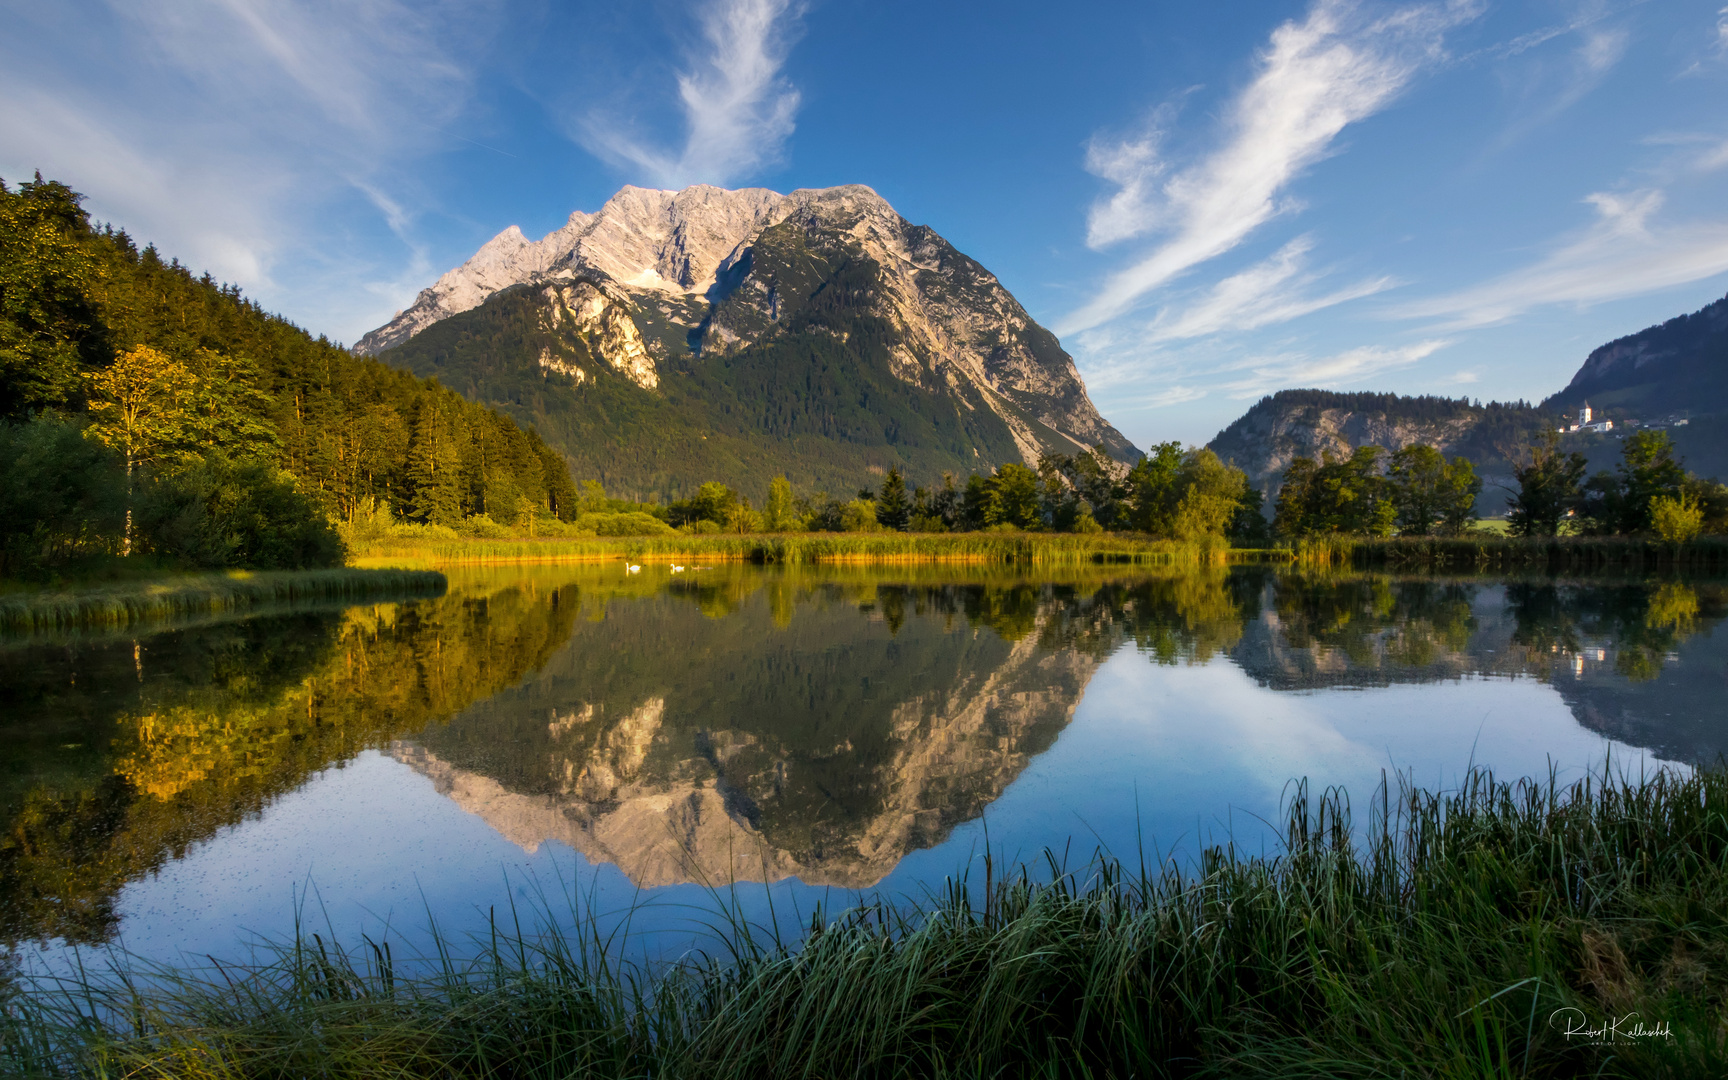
0, 175, 577, 578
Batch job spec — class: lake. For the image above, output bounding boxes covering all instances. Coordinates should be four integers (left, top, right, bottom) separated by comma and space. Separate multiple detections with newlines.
3, 563, 1722, 972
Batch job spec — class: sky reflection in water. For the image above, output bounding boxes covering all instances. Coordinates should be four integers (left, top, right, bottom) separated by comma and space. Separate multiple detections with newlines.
3, 564, 1720, 971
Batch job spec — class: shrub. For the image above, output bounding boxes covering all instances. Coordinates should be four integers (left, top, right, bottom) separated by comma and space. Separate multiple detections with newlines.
455, 514, 512, 539
140, 457, 343, 570
0, 415, 125, 578
841, 498, 884, 532
1651, 493, 1704, 543
581, 511, 676, 537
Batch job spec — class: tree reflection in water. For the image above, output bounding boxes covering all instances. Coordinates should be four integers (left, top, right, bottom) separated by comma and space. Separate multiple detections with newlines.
3, 565, 1724, 949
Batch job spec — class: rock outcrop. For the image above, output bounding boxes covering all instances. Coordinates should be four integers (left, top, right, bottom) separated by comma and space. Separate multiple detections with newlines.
1206, 390, 1550, 499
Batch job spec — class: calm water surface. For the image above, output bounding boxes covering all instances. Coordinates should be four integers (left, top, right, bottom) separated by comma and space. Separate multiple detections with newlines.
4, 564, 1724, 970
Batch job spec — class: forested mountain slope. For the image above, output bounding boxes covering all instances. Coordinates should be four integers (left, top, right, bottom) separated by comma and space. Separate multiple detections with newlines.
0, 175, 577, 543
365, 184, 1138, 501
1543, 291, 1728, 420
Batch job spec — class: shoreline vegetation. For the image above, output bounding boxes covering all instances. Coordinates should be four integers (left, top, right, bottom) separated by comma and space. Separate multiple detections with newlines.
5, 766, 1723, 1078
0, 568, 446, 635
349, 532, 1245, 568
1294, 534, 1728, 572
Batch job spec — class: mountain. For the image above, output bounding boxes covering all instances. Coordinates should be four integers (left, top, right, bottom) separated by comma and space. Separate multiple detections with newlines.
1542, 291, 1728, 420
1209, 291, 1728, 504
1206, 390, 1552, 508
359, 184, 1137, 501
1541, 290, 1728, 479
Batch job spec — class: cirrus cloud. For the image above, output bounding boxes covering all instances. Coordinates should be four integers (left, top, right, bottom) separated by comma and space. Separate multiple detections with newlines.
1059, 0, 1481, 337
577, 0, 805, 189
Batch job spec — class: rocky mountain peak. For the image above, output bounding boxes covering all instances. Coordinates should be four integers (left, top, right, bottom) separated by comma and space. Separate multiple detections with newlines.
362, 182, 1139, 490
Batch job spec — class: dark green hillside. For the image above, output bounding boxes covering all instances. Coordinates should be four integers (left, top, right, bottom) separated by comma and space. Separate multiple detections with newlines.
0, 175, 577, 576
1543, 290, 1728, 420
382, 238, 1034, 503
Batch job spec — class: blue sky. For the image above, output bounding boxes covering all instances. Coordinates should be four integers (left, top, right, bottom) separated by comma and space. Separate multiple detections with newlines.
4, 0, 1727, 447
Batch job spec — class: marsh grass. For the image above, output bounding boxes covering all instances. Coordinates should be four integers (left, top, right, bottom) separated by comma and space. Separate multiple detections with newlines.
351, 532, 1231, 569
1347, 536, 1728, 573
6, 766, 1726, 1078
0, 569, 447, 634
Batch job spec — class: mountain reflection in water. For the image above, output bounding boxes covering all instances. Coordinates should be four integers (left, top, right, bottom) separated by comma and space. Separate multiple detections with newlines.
3, 565, 1725, 951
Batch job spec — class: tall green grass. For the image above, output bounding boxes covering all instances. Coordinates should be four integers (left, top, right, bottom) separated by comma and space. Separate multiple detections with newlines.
6, 766, 1724, 1078
0, 569, 447, 634
353, 532, 1231, 568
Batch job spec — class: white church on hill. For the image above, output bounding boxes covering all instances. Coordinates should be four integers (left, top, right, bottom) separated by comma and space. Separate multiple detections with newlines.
1562, 402, 1613, 434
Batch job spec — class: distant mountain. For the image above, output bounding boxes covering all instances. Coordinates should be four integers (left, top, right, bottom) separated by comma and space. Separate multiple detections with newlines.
360, 184, 1137, 501
1209, 290, 1728, 502
1206, 390, 1552, 507
1542, 291, 1728, 421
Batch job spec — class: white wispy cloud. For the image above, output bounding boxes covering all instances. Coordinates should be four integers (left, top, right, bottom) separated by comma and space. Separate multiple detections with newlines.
1393, 190, 1728, 328
578, 0, 804, 188
0, 0, 495, 337
1216, 340, 1450, 400
1058, 0, 1478, 337
1139, 236, 1396, 343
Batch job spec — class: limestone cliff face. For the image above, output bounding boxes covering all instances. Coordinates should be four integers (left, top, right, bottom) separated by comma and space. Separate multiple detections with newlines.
356, 183, 1135, 467
1210, 401, 1477, 488
1205, 390, 1550, 501
390, 623, 1101, 889
537, 278, 658, 390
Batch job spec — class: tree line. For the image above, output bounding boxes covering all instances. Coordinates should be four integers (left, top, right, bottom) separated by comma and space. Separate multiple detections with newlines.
1268, 431, 1728, 543
1505, 430, 1726, 542
627, 443, 1270, 544
0, 174, 579, 578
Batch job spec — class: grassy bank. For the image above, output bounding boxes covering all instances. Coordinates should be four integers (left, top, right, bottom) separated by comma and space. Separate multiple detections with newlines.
6, 766, 1723, 1078
352, 532, 1236, 568
0, 568, 447, 634
1337, 535, 1728, 572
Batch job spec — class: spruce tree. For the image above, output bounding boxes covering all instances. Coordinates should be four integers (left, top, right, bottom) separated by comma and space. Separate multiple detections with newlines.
876, 468, 911, 531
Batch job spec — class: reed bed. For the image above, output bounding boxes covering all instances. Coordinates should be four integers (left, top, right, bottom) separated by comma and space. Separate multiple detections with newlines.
1345, 535, 1728, 573
352, 532, 1229, 568
0, 568, 447, 634
5, 766, 1724, 1078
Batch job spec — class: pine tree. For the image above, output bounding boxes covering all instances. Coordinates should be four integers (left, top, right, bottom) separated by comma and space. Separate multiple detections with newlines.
407, 398, 463, 526
876, 468, 911, 531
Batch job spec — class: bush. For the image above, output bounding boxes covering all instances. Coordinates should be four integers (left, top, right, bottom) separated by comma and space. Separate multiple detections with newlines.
0, 415, 125, 578
579, 511, 676, 537
841, 498, 884, 532
141, 456, 344, 570
454, 514, 512, 539
1651, 493, 1704, 543
681, 519, 723, 535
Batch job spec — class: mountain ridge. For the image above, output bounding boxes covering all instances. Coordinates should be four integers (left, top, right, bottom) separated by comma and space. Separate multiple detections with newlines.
1208, 289, 1728, 502
361, 184, 1136, 500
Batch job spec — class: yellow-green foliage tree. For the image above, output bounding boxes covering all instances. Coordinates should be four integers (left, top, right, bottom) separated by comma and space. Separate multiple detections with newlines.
763, 475, 800, 532
1171, 449, 1247, 541
1651, 492, 1703, 543
84, 345, 197, 552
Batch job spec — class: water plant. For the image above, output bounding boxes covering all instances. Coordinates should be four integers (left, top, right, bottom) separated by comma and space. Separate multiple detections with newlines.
349, 532, 1235, 569
5, 764, 1724, 1078
0, 568, 447, 634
